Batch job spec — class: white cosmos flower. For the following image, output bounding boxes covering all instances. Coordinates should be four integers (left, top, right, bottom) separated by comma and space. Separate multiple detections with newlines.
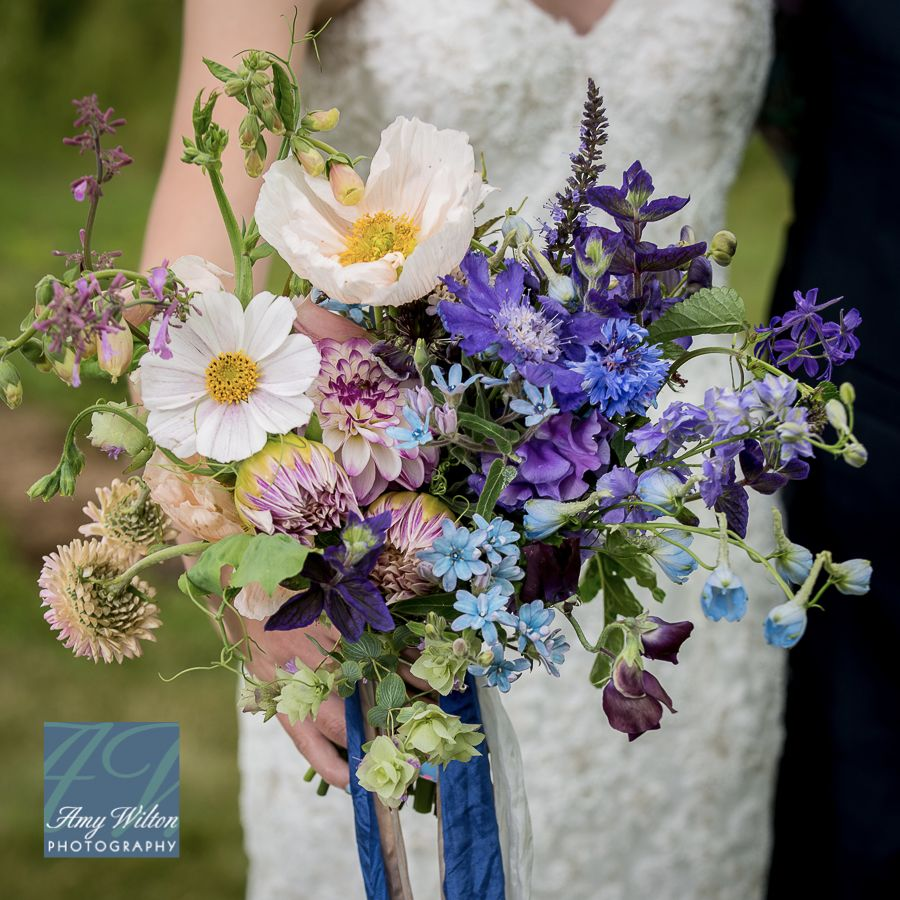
255, 116, 487, 307
140, 291, 320, 463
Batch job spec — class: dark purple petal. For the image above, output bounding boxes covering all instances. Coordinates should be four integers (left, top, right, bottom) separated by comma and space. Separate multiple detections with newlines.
641, 671, 675, 712
714, 483, 750, 538
265, 588, 325, 631
521, 538, 581, 604
612, 658, 645, 698
641, 617, 694, 664
334, 577, 395, 633
586, 184, 632, 219
602, 680, 664, 741
634, 241, 707, 273
640, 194, 690, 222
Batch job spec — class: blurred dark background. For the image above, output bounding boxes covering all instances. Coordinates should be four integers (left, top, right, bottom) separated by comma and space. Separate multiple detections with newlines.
0, 1, 789, 897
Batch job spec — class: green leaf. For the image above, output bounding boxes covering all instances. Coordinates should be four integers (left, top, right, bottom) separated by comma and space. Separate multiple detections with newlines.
344, 632, 385, 661
231, 534, 312, 595
187, 534, 253, 595
474, 459, 518, 519
609, 429, 633, 467
390, 593, 457, 618
456, 412, 517, 455
341, 660, 362, 684
647, 286, 747, 344
589, 652, 612, 688
271, 62, 298, 131
376, 673, 407, 710
615, 553, 666, 603
598, 557, 643, 625
578, 554, 603, 604
366, 705, 390, 728
203, 57, 239, 83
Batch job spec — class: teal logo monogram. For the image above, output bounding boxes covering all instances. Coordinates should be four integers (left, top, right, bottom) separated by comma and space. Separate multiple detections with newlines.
43, 722, 180, 858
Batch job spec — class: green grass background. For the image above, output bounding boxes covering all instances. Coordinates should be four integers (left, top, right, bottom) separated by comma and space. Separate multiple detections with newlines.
0, 2, 791, 898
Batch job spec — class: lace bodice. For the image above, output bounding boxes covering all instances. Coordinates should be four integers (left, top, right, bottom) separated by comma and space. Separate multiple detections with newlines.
241, 3, 780, 898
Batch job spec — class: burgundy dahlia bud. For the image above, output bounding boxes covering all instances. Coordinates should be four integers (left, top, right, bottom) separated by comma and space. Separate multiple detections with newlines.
639, 616, 694, 664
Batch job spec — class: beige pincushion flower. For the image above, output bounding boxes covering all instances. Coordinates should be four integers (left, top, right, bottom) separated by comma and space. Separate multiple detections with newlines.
142, 449, 245, 542
80, 478, 176, 563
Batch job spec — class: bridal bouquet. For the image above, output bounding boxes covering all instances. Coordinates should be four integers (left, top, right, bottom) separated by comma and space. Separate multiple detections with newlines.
8, 30, 871, 900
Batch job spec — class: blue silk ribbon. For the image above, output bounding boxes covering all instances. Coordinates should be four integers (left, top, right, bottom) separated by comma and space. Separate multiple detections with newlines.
439, 676, 506, 900
345, 688, 389, 900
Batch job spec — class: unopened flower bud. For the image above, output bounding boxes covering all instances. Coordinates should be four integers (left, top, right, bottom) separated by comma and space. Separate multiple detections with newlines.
224, 78, 246, 97
501, 214, 533, 247
291, 136, 325, 177
547, 273, 576, 304
679, 225, 696, 244
50, 347, 78, 386
839, 382, 856, 405
303, 107, 340, 132
710, 230, 738, 266
95, 323, 133, 382
685, 256, 713, 296
843, 441, 868, 468
239, 113, 261, 151
476, 650, 495, 668
244, 136, 267, 179
35, 275, 56, 307
329, 163, 365, 206
825, 398, 849, 433
0, 359, 23, 408
451, 638, 468, 657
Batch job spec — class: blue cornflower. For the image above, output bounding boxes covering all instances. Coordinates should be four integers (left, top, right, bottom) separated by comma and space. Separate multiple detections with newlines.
568, 319, 668, 418
650, 530, 700, 584
386, 406, 432, 450
700, 565, 749, 622
537, 628, 570, 677
472, 515, 520, 564
514, 599, 555, 655
488, 554, 525, 596
764, 600, 808, 649
418, 520, 488, 591
468, 644, 530, 693
509, 382, 559, 426
431, 363, 480, 398
825, 557, 872, 595
451, 586, 518, 644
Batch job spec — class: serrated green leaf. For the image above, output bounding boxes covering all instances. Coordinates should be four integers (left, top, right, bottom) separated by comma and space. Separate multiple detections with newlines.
187, 534, 253, 595
474, 459, 518, 518
376, 673, 407, 710
231, 533, 312, 595
344, 632, 384, 661
203, 57, 239, 83
818, 380, 839, 402
271, 62, 298, 131
456, 412, 517, 455
647, 286, 747, 344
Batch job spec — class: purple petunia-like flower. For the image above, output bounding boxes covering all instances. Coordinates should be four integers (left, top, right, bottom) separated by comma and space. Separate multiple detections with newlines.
266, 512, 394, 642
481, 410, 615, 509
567, 319, 668, 418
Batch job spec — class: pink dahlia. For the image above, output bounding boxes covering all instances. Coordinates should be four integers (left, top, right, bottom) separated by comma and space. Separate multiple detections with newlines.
311, 338, 431, 503
367, 492, 451, 601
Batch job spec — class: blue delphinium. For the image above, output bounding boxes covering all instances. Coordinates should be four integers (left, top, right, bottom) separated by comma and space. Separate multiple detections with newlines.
468, 644, 530, 693
763, 600, 808, 648
386, 406, 432, 450
700, 564, 749, 622
568, 319, 668, 418
635, 468, 684, 516
451, 586, 517, 644
650, 530, 700, 584
472, 515, 520, 564
825, 557, 872, 595
772, 541, 814, 585
418, 520, 488, 591
509, 382, 559, 426
431, 363, 480, 398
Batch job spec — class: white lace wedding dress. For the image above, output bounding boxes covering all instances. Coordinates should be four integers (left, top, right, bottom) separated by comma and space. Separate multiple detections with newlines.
239, 2, 781, 897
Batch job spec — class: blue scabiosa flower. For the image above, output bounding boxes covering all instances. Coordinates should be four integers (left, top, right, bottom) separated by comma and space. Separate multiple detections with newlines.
568, 320, 668, 418
386, 406, 432, 451
509, 382, 559, 426
451, 586, 517, 644
469, 644, 530, 692
472, 515, 520, 564
418, 520, 488, 591
650, 530, 700, 584
513, 600, 555, 655
825, 557, 872, 595
764, 600, 808, 648
700, 565, 749, 622
430, 363, 480, 398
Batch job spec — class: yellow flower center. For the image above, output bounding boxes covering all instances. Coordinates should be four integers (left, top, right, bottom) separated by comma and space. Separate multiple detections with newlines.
205, 351, 260, 404
339, 211, 419, 266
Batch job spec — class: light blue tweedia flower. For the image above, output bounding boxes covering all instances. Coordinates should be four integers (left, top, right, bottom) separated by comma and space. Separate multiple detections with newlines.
472, 514, 520, 565
451, 586, 517, 644
567, 319, 669, 418
650, 530, 700, 584
489, 554, 525, 596
386, 406, 432, 450
431, 363, 481, 398
418, 520, 488, 591
764, 600, 808, 649
481, 363, 517, 388
700, 564, 748, 622
509, 381, 560, 426
537, 628, 570, 677
514, 599, 555, 655
469, 644, 530, 693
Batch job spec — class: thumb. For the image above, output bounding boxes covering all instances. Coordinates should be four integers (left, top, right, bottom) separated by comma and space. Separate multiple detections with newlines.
293, 295, 371, 343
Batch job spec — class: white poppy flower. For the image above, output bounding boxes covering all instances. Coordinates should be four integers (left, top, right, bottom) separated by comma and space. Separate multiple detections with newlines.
255, 117, 486, 307
140, 291, 320, 463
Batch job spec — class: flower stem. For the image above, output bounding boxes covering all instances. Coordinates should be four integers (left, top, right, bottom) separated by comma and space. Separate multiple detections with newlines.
112, 540, 209, 586
208, 167, 253, 304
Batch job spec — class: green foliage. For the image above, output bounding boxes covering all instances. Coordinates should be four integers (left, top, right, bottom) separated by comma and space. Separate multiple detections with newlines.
474, 459, 517, 518
456, 412, 517, 455
647, 286, 747, 344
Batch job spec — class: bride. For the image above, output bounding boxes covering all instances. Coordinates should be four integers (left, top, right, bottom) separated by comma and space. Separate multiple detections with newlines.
142, 1, 780, 897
